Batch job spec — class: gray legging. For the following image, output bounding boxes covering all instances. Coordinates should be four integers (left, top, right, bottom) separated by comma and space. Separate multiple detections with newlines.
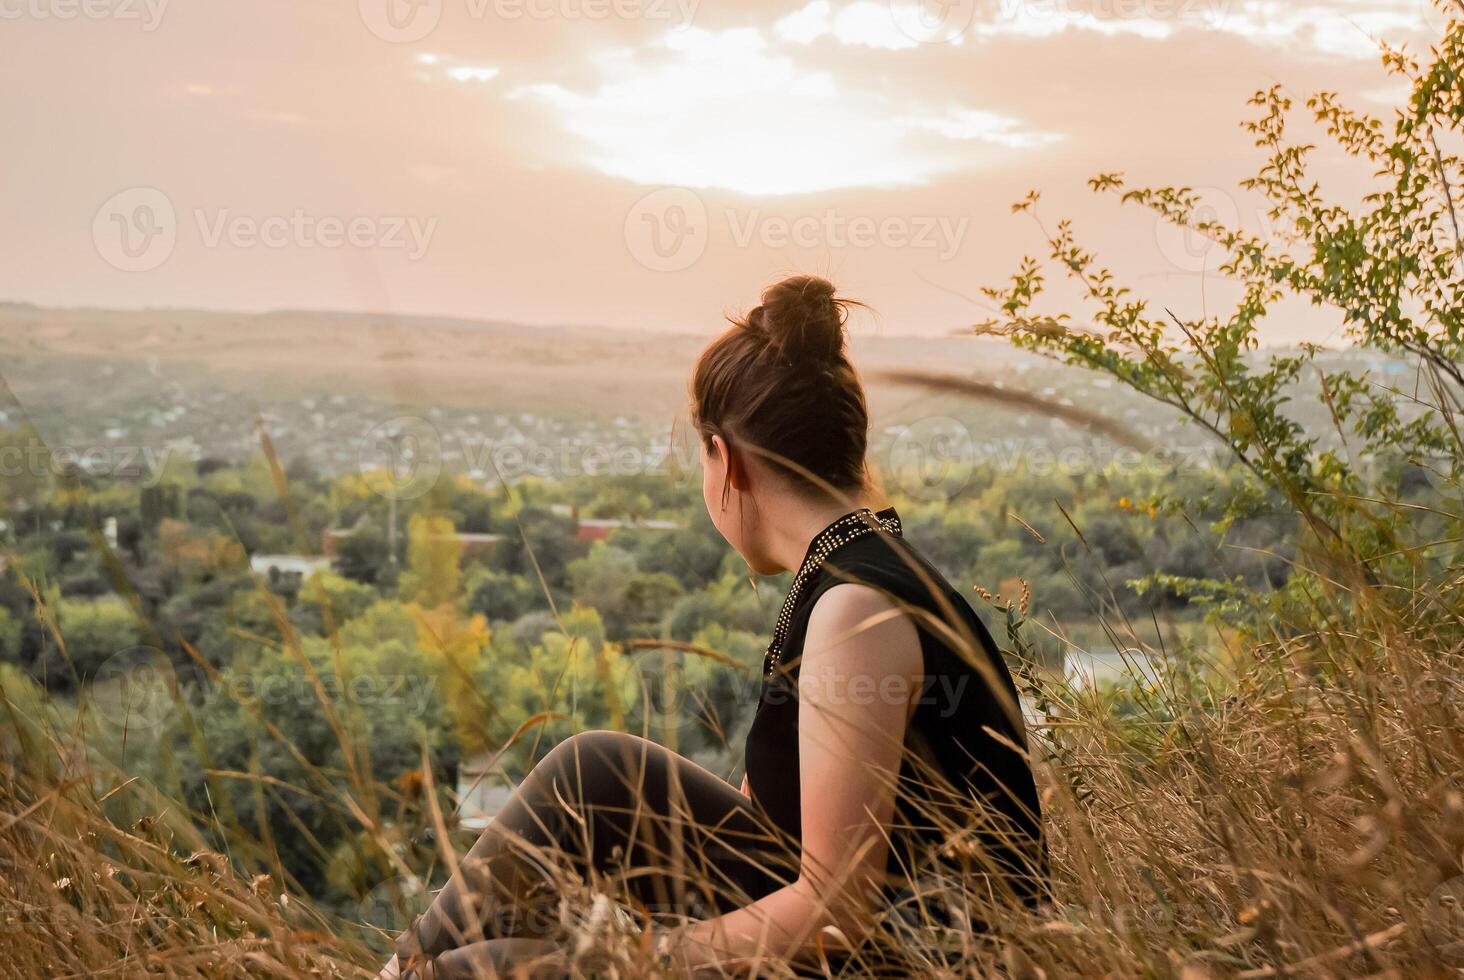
395, 731, 795, 977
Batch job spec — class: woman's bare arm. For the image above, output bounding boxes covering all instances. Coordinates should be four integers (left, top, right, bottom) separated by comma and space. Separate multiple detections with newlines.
673, 583, 922, 969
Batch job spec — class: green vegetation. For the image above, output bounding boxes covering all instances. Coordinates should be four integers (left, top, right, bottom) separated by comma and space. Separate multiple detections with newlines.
0, 435, 1236, 907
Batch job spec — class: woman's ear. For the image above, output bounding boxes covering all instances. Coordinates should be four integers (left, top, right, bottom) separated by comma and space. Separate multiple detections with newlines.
720, 436, 753, 493
709, 433, 752, 495
709, 434, 733, 489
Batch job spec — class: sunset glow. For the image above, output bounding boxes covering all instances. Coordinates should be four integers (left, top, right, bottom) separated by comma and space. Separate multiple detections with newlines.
0, 0, 1447, 336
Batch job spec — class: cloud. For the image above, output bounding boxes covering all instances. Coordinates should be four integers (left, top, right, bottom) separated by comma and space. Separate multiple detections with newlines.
914, 107, 1064, 149
510, 26, 1059, 195
777, 0, 1439, 58
972, 1, 1181, 40
776, 0, 927, 50
1214, 1, 1430, 59
415, 53, 502, 83
447, 66, 501, 83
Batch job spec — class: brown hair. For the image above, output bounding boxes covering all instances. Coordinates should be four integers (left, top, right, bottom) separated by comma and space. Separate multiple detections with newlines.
691, 275, 869, 495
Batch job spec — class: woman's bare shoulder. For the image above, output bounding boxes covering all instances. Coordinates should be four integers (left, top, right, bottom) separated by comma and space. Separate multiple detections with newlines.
802, 583, 922, 676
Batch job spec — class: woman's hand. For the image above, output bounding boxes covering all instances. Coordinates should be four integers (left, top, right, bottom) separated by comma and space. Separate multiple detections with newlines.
655, 924, 729, 975
399, 939, 566, 979
676, 583, 921, 964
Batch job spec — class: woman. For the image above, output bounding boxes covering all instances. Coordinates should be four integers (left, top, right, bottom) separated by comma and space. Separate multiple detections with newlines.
383, 276, 1044, 977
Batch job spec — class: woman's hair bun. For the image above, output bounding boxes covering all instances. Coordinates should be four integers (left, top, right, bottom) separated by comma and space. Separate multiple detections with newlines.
745, 275, 850, 367
694, 275, 871, 493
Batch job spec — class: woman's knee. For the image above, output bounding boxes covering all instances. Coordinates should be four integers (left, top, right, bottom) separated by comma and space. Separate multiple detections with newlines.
535, 730, 650, 785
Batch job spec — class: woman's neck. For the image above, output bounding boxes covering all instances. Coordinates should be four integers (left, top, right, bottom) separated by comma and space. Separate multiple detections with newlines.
762, 491, 876, 574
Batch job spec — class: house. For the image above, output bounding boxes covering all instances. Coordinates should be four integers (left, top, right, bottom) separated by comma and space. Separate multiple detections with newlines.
326, 514, 682, 554
324, 524, 504, 559
455, 753, 517, 831
321, 526, 358, 557
249, 554, 333, 578
575, 518, 682, 542
449, 531, 505, 560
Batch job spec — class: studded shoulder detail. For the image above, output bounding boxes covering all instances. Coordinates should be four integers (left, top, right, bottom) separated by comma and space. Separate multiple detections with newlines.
762, 507, 903, 678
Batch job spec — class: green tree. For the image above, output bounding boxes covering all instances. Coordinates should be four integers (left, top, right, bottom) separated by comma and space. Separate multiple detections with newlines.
0, 425, 50, 510
335, 527, 390, 585
50, 596, 145, 682
399, 513, 461, 608
465, 568, 542, 624
291, 571, 378, 636
983, 19, 1464, 617
0, 607, 20, 666
174, 629, 456, 900
569, 544, 685, 639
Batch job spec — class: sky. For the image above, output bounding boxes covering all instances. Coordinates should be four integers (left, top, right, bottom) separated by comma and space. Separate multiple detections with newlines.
0, 0, 1450, 340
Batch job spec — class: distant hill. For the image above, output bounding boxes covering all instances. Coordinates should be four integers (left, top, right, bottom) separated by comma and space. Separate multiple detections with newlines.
0, 303, 1036, 421
0, 303, 1412, 479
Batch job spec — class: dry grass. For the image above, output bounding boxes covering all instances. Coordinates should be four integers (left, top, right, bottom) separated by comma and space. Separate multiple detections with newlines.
0, 760, 359, 976
4, 352, 1462, 975
1, 514, 1461, 977
1000, 589, 1464, 978
3, 364, 1463, 976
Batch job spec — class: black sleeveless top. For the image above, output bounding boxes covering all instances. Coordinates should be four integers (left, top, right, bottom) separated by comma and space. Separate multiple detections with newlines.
743, 507, 1045, 905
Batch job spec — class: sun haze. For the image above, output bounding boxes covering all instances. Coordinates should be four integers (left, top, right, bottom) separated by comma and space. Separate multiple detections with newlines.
0, 0, 1444, 340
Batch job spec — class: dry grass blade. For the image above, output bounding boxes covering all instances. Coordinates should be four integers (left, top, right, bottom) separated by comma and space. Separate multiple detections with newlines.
875, 369, 1154, 451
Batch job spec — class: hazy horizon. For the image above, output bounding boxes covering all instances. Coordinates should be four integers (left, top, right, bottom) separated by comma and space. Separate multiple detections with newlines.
0, 295, 1404, 352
